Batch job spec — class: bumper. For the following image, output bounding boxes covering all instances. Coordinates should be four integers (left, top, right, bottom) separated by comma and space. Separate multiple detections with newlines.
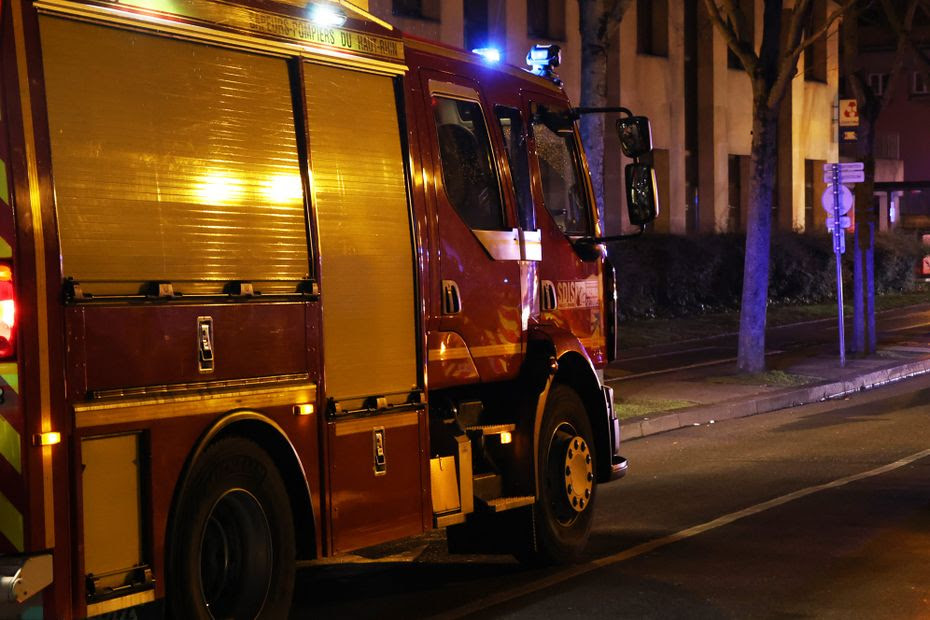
602, 385, 628, 482
608, 455, 629, 481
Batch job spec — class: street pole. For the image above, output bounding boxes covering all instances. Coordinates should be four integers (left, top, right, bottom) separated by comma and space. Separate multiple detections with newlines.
832, 164, 846, 367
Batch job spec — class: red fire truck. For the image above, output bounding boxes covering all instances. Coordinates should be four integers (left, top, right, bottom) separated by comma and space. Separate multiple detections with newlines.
0, 0, 657, 616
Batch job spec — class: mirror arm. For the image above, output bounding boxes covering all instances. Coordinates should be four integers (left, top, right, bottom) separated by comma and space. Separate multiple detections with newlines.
570, 106, 633, 119
577, 226, 646, 245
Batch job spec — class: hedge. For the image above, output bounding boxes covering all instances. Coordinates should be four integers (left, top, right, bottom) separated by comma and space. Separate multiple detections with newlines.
610, 231, 925, 320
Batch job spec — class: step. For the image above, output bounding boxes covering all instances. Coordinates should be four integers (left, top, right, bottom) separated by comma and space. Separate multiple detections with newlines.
465, 423, 516, 437
473, 472, 502, 500
480, 496, 535, 513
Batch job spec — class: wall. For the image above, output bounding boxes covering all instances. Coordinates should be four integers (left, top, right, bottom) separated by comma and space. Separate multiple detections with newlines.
366, 0, 841, 235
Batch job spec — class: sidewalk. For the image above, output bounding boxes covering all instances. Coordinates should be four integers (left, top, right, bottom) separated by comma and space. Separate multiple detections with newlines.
610, 341, 930, 440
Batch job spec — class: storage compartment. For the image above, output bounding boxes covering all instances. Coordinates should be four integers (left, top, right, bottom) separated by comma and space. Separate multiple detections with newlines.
81, 433, 152, 599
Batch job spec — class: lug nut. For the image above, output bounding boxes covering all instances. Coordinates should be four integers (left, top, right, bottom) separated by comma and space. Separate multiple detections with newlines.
585, 489, 590, 498
586, 455, 591, 464
566, 483, 573, 494
572, 497, 578, 506
579, 499, 585, 509
587, 472, 593, 482
574, 439, 579, 450
565, 466, 571, 476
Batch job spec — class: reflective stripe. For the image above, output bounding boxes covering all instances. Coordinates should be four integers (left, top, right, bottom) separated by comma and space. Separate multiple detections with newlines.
0, 416, 21, 473
0, 490, 23, 551
469, 343, 521, 359
0, 163, 10, 259
0, 363, 18, 395
0, 163, 8, 206
430, 342, 521, 362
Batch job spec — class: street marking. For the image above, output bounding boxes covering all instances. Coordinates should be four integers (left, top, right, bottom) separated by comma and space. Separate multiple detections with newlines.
433, 447, 930, 619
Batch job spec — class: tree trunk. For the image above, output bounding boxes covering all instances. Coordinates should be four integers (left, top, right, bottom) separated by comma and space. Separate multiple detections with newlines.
737, 101, 778, 373
578, 0, 608, 223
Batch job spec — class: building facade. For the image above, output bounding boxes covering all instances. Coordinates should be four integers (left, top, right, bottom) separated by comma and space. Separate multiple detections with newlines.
354, 0, 840, 236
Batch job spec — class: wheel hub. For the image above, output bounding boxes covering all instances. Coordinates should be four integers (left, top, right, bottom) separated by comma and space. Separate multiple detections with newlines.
562, 436, 593, 513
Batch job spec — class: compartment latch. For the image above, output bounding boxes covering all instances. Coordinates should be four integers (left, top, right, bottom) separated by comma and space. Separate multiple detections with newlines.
373, 428, 386, 475
197, 317, 214, 373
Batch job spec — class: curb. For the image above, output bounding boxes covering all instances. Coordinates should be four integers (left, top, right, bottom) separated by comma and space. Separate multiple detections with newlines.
620, 357, 930, 440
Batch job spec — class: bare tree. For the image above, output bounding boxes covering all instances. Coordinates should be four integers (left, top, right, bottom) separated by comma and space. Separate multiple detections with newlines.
577, 0, 634, 224
703, 0, 852, 372
844, 0, 920, 353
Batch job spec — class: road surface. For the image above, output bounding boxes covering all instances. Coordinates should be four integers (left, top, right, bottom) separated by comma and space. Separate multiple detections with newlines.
292, 372, 930, 618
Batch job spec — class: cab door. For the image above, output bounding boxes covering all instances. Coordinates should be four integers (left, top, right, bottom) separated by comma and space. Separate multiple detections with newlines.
421, 73, 523, 383
523, 92, 607, 366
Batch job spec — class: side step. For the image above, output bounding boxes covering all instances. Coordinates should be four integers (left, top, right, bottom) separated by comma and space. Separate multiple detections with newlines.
479, 496, 535, 513
465, 423, 515, 437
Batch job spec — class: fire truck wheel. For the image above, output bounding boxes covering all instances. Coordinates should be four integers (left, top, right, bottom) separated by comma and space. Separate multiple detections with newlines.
168, 436, 295, 620
526, 383, 596, 565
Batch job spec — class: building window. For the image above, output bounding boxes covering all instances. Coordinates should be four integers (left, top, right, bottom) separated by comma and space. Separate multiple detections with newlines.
912, 71, 929, 96
636, 0, 668, 57
868, 73, 890, 96
527, 0, 566, 41
804, 0, 827, 83
464, 0, 489, 51
726, 0, 754, 70
392, 0, 439, 20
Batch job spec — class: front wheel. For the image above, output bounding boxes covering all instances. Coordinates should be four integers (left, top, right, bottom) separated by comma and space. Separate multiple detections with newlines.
521, 383, 597, 565
168, 437, 295, 620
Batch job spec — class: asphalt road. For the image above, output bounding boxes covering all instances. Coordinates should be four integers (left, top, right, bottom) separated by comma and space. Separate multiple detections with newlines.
292, 373, 930, 618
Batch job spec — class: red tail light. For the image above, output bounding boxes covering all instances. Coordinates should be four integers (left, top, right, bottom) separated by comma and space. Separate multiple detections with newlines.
0, 265, 15, 358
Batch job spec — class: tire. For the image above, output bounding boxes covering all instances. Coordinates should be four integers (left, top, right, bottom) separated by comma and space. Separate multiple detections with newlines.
167, 437, 295, 620
522, 383, 597, 565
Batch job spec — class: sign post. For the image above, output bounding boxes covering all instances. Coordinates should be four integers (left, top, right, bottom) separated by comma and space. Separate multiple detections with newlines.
822, 162, 862, 366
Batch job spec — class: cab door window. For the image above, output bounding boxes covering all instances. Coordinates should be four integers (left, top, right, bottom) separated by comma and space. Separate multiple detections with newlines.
532, 110, 592, 236
432, 97, 506, 230
495, 106, 535, 230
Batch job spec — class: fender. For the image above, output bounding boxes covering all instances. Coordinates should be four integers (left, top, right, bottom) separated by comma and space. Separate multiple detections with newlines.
526, 325, 623, 488
168, 410, 317, 560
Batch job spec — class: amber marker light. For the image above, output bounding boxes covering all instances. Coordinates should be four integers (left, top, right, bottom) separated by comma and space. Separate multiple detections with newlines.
500, 431, 512, 445
33, 432, 61, 446
294, 404, 315, 416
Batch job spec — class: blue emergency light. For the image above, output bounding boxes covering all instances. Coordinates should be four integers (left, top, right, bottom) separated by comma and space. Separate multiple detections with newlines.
472, 47, 502, 63
526, 44, 562, 82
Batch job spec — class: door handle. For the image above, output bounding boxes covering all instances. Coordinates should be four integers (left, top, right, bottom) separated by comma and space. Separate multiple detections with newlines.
442, 280, 462, 315
541, 280, 558, 311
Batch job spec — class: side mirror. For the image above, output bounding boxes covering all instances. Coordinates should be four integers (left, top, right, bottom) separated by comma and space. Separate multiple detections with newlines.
626, 163, 658, 227
616, 116, 653, 159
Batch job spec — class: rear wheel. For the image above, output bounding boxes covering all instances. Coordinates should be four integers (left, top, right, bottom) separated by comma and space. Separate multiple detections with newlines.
521, 383, 597, 565
168, 437, 295, 619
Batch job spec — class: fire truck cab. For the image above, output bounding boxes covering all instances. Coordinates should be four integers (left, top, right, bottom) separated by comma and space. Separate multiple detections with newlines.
0, 0, 657, 617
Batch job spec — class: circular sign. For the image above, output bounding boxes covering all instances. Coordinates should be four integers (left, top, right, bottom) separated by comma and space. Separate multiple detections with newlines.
821, 184, 853, 215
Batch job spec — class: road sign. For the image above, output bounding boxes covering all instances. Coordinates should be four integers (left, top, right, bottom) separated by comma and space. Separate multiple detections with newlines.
821, 184, 853, 215
823, 170, 864, 183
826, 216, 852, 230
839, 99, 859, 127
823, 162, 864, 184
840, 128, 858, 144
